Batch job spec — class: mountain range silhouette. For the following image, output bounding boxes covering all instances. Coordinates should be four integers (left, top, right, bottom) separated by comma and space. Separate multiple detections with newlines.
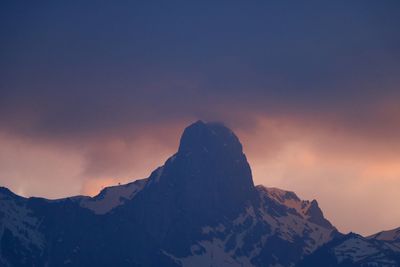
0, 121, 399, 266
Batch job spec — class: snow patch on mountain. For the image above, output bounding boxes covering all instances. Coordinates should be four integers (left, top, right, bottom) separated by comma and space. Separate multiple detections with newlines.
334, 236, 380, 263
261, 187, 312, 219
165, 239, 254, 267
369, 227, 400, 242
0, 190, 44, 250
80, 178, 147, 214
333, 235, 400, 266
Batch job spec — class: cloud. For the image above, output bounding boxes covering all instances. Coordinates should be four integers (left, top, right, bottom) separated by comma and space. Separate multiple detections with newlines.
0, 133, 84, 198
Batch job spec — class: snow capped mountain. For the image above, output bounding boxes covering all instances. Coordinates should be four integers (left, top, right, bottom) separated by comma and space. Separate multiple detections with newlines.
165, 185, 337, 267
0, 120, 396, 267
263, 187, 312, 217
369, 227, 400, 243
0, 188, 45, 266
260, 187, 333, 229
297, 233, 400, 267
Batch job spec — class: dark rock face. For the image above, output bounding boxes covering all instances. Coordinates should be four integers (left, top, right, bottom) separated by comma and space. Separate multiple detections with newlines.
176, 120, 255, 212
305, 200, 334, 229
0, 121, 339, 267
144, 121, 254, 217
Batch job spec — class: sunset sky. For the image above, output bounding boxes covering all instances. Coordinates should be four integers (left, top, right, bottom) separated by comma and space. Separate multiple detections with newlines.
1, 1, 400, 236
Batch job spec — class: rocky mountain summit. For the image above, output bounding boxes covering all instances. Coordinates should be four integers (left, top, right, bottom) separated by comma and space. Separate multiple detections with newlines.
0, 121, 398, 266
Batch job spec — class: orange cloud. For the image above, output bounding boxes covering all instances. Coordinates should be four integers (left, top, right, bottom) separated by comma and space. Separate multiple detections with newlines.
237, 116, 400, 235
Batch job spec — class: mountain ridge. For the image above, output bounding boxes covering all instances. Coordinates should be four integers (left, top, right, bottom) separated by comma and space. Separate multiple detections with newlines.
0, 120, 397, 267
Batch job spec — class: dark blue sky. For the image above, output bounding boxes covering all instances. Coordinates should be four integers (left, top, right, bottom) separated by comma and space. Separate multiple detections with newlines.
0, 1, 400, 234
1, 1, 399, 138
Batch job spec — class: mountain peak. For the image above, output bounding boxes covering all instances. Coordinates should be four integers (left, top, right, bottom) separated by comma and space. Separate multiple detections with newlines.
175, 121, 254, 192
178, 120, 243, 158
141, 120, 255, 222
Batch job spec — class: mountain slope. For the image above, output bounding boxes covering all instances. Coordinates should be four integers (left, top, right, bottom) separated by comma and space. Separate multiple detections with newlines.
297, 232, 400, 267
368, 227, 400, 244
0, 120, 337, 267
166, 185, 337, 267
79, 178, 148, 214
